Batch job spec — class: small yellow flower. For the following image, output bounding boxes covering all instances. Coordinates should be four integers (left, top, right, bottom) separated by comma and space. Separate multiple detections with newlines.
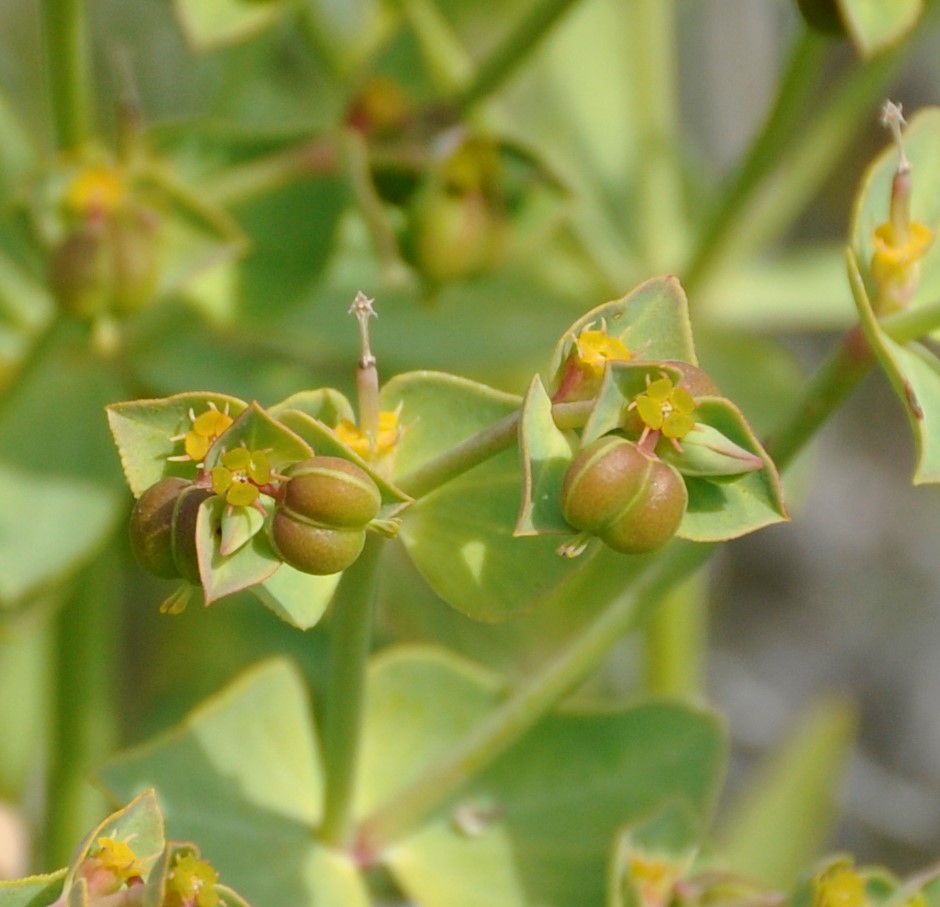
211, 447, 272, 508
574, 329, 631, 377
91, 836, 143, 884
169, 404, 234, 466
632, 376, 696, 442
628, 854, 680, 907
166, 852, 219, 907
335, 410, 400, 459
64, 165, 127, 218
814, 865, 868, 907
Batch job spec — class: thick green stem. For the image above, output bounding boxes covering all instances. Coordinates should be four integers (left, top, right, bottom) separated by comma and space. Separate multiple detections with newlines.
456, 0, 583, 114
630, 0, 684, 271
358, 540, 714, 852
763, 325, 874, 473
643, 568, 707, 698
45, 552, 118, 867
396, 399, 592, 500
319, 534, 385, 847
42, 0, 92, 150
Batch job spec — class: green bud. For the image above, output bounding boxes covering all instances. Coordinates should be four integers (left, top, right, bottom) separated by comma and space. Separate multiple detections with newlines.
282, 457, 381, 528
561, 436, 688, 555
129, 478, 212, 583
270, 511, 366, 575
660, 423, 764, 478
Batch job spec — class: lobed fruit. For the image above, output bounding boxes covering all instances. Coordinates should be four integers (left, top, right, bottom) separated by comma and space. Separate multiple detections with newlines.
270, 511, 366, 576
281, 457, 381, 528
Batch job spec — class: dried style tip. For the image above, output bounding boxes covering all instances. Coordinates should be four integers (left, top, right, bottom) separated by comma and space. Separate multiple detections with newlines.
350, 291, 381, 456
880, 100, 909, 173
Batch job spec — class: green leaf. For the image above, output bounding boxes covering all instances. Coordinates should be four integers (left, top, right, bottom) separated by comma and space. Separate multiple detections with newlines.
676, 398, 788, 541
716, 697, 857, 888
204, 401, 314, 471
515, 375, 576, 535
383, 372, 582, 620
357, 647, 725, 907
838, 0, 923, 56
267, 388, 356, 428
548, 277, 697, 382
0, 870, 66, 906
850, 107, 940, 315
100, 659, 370, 907
172, 0, 286, 51
106, 392, 248, 498
196, 496, 280, 604
848, 249, 940, 483
300, 0, 398, 76
0, 326, 126, 607
251, 563, 341, 630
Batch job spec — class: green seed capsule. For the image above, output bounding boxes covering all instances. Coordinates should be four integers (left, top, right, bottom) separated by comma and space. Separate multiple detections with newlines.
282, 457, 381, 528
561, 436, 688, 555
270, 510, 366, 575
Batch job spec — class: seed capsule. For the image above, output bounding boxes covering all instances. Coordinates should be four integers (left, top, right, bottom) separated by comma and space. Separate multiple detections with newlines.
270, 511, 366, 576
281, 457, 382, 528
561, 436, 688, 555
129, 477, 212, 582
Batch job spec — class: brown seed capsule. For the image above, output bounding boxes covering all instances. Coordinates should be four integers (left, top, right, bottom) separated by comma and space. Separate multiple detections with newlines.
281, 457, 381, 529
561, 436, 688, 555
129, 478, 212, 582
270, 510, 366, 576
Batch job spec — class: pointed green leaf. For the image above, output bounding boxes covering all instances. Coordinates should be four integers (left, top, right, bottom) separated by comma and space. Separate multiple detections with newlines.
515, 375, 576, 535
172, 0, 285, 50
357, 647, 725, 907
99, 660, 373, 907
219, 505, 265, 557
204, 401, 313, 472
251, 563, 341, 630
676, 398, 788, 541
106, 392, 248, 498
717, 697, 857, 888
849, 248, 940, 483
268, 388, 356, 428
839, 0, 923, 56
548, 277, 697, 382
196, 497, 280, 604
850, 107, 940, 315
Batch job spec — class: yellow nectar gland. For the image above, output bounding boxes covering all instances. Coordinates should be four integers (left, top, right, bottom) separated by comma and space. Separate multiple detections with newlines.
631, 376, 696, 446
169, 404, 234, 466
211, 447, 272, 509
814, 866, 868, 907
574, 328, 631, 378
627, 854, 681, 907
166, 852, 220, 907
64, 165, 127, 219
91, 836, 143, 885
335, 410, 401, 459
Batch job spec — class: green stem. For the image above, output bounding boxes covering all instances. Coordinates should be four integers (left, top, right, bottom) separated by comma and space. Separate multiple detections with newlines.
629, 0, 683, 271
394, 0, 474, 95
45, 551, 119, 867
41, 0, 92, 150
319, 534, 385, 847
643, 568, 707, 697
763, 324, 874, 474
456, 0, 583, 114
357, 540, 715, 854
396, 399, 592, 500
683, 27, 828, 295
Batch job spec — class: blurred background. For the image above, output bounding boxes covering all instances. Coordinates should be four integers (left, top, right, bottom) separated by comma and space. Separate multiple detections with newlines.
1, 0, 940, 885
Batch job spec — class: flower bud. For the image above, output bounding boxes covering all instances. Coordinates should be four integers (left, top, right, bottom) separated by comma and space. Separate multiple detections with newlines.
281, 457, 382, 528
660, 423, 764, 478
129, 477, 212, 583
561, 436, 687, 555
270, 511, 366, 575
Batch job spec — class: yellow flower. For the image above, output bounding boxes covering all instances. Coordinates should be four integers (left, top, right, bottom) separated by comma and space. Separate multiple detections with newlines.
64, 165, 127, 218
632, 376, 696, 441
166, 852, 219, 907
169, 404, 234, 466
91, 836, 143, 884
627, 854, 681, 907
574, 329, 631, 377
814, 865, 868, 907
335, 410, 400, 459
211, 447, 272, 508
